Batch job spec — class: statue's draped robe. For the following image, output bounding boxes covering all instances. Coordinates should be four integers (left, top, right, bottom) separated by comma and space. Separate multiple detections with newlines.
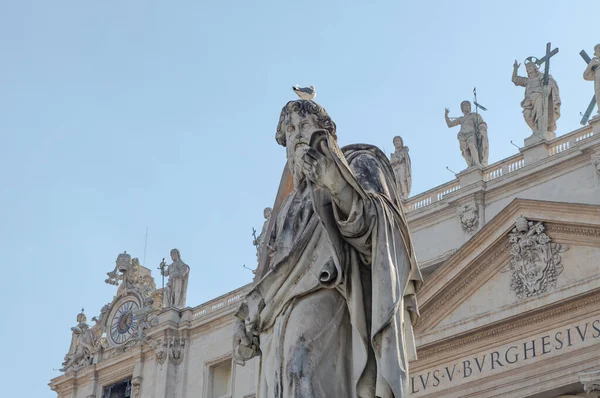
448, 112, 488, 167
390, 148, 412, 198
165, 260, 189, 308
242, 141, 422, 398
514, 73, 561, 133
584, 57, 600, 117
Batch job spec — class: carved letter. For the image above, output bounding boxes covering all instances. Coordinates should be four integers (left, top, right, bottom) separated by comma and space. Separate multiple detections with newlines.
505, 346, 519, 364
555, 331, 564, 350
523, 340, 536, 359
432, 370, 441, 387
419, 372, 431, 390
593, 320, 600, 338
445, 365, 457, 381
490, 351, 503, 369
576, 323, 589, 342
541, 335, 551, 354
474, 355, 486, 372
463, 360, 473, 378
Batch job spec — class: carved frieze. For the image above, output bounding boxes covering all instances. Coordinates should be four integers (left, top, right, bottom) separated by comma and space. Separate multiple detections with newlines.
503, 216, 567, 299
457, 203, 479, 233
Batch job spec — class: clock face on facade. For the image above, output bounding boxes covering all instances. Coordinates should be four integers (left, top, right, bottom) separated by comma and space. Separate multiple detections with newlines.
109, 300, 139, 345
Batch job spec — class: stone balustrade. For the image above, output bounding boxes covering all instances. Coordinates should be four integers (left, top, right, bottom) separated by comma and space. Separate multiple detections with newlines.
404, 124, 596, 213
191, 284, 251, 320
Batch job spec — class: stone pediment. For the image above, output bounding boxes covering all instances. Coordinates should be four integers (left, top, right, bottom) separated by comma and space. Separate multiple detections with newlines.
414, 199, 600, 345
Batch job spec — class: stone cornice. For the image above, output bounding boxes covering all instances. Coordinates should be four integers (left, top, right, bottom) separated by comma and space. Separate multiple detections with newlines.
412, 288, 600, 371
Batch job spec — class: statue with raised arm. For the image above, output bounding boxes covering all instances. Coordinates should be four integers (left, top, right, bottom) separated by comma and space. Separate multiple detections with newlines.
390, 136, 412, 199
445, 101, 489, 168
233, 99, 422, 398
512, 59, 561, 136
160, 249, 190, 308
583, 44, 600, 121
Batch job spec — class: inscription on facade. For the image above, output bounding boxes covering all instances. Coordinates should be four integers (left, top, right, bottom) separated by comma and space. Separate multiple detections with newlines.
411, 316, 600, 395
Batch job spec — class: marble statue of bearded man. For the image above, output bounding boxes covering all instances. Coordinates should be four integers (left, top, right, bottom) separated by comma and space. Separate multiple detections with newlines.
233, 99, 423, 398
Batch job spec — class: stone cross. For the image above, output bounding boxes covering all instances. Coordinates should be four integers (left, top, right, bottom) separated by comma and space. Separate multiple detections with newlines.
579, 49, 597, 125
531, 42, 559, 136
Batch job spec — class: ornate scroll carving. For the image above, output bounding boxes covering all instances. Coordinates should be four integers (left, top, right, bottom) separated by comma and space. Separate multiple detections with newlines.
503, 216, 567, 299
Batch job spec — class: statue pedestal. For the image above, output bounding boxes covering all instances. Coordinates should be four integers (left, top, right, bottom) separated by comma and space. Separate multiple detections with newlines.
521, 139, 550, 165
457, 166, 483, 187
524, 130, 556, 147
589, 114, 600, 135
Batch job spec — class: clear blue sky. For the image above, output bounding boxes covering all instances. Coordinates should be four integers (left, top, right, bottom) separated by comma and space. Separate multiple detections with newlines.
0, 1, 597, 395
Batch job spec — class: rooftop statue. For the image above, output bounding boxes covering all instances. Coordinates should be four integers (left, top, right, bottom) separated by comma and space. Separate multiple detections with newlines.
390, 136, 412, 199
512, 45, 561, 140
445, 101, 489, 168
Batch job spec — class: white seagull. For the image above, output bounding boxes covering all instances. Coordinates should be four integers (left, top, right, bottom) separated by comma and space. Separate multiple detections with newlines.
292, 85, 316, 100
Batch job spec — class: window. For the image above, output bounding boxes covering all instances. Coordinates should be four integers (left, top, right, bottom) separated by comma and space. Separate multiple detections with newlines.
208, 359, 232, 398
102, 378, 132, 398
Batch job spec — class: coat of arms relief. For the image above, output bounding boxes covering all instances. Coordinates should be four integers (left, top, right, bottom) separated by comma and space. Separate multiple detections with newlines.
503, 216, 568, 299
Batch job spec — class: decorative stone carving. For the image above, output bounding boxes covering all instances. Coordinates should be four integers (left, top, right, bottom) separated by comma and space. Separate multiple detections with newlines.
445, 101, 489, 168
131, 297, 160, 342
512, 57, 561, 138
583, 44, 600, 121
503, 216, 567, 299
60, 310, 98, 372
131, 376, 142, 398
390, 136, 412, 198
169, 336, 186, 365
580, 369, 600, 393
457, 203, 479, 233
105, 252, 156, 297
159, 249, 190, 308
233, 99, 422, 397
253, 207, 272, 265
150, 338, 168, 365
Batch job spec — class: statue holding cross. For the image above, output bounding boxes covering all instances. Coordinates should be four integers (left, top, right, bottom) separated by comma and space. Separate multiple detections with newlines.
512, 42, 561, 142
581, 44, 600, 124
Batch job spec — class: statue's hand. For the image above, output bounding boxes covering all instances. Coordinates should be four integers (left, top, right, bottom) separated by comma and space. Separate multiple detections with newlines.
232, 318, 258, 365
445, 107, 450, 116
513, 60, 520, 70
302, 148, 348, 195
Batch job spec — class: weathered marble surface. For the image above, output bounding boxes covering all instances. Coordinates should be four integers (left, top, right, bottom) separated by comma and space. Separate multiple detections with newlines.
445, 101, 489, 167
390, 136, 412, 199
233, 99, 422, 398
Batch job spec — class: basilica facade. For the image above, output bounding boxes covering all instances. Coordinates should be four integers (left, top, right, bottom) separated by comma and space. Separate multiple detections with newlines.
50, 112, 600, 398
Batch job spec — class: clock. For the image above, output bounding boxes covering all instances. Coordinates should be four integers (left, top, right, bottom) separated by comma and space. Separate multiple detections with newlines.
109, 300, 139, 345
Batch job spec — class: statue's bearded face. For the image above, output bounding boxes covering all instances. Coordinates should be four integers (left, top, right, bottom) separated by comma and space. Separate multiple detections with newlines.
461, 102, 471, 114
526, 63, 538, 77
283, 111, 320, 186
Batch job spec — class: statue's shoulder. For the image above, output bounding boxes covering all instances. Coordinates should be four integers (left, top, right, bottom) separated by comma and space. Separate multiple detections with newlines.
341, 143, 395, 178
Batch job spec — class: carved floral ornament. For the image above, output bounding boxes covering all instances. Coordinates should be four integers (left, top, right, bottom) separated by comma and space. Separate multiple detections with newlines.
149, 335, 186, 366
502, 216, 568, 300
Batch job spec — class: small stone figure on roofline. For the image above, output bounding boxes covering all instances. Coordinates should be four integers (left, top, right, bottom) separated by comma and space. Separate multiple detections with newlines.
445, 101, 489, 168
390, 136, 412, 199
160, 249, 190, 308
253, 207, 272, 264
